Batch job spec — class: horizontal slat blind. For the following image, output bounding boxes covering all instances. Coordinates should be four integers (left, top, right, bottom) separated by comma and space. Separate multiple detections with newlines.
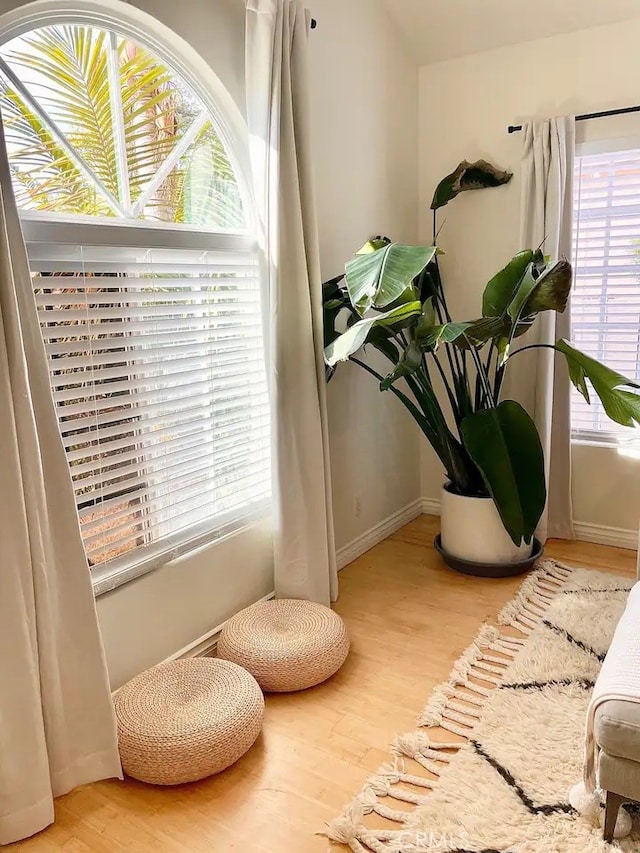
30, 240, 270, 570
571, 149, 640, 441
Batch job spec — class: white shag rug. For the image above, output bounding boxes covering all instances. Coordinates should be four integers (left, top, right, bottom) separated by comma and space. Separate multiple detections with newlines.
323, 559, 640, 852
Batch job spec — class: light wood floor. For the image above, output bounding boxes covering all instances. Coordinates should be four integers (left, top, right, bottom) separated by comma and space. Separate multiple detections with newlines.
13, 515, 637, 852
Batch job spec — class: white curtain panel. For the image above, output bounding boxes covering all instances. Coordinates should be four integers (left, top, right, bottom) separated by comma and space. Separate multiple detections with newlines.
245, 0, 338, 604
504, 116, 576, 542
0, 119, 121, 846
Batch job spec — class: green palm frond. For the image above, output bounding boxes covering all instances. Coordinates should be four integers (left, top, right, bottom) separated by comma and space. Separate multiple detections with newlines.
1, 82, 101, 213
0, 23, 243, 226
8, 26, 119, 196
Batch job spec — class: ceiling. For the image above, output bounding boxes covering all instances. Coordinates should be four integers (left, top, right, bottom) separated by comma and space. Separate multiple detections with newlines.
383, 0, 640, 64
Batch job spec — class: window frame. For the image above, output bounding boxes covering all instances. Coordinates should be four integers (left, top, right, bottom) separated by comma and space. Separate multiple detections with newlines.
0, 1, 269, 595
0, 0, 255, 233
571, 137, 640, 448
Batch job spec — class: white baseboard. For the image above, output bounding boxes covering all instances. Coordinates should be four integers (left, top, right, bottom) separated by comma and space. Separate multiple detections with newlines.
573, 521, 638, 551
421, 497, 441, 517
166, 502, 423, 664
164, 590, 276, 662
420, 495, 637, 552
336, 498, 424, 570
161, 500, 635, 670
166, 500, 422, 662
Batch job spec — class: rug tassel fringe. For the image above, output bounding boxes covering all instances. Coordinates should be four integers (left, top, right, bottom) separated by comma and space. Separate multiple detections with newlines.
326, 559, 582, 850
497, 560, 571, 631
393, 731, 458, 772
377, 758, 439, 790
320, 803, 370, 853
320, 803, 406, 853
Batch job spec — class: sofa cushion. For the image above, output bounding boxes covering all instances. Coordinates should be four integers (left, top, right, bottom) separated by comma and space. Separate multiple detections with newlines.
599, 750, 640, 803
595, 699, 640, 764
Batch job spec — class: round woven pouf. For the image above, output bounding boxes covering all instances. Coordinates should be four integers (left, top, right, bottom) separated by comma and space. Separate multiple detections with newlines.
217, 599, 350, 692
114, 658, 264, 785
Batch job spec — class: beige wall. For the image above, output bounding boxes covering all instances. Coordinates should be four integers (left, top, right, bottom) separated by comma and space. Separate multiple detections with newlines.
0, 0, 420, 684
309, 0, 421, 549
418, 18, 640, 536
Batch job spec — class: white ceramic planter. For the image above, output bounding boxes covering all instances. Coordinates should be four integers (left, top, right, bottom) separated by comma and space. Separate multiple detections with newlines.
440, 485, 533, 565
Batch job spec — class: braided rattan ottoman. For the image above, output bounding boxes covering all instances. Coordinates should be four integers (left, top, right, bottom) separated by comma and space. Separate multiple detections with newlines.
217, 599, 350, 692
114, 658, 264, 785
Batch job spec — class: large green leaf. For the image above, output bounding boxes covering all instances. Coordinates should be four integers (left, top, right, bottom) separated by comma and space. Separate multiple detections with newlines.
457, 316, 505, 346
508, 259, 572, 322
431, 159, 513, 211
381, 321, 471, 390
366, 326, 401, 364
415, 264, 440, 304
345, 243, 437, 316
482, 250, 533, 317
380, 341, 423, 390
322, 275, 351, 349
460, 401, 546, 545
416, 297, 437, 332
556, 339, 640, 427
420, 321, 472, 350
324, 302, 422, 367
522, 259, 572, 315
507, 265, 538, 321
411, 298, 472, 350
355, 236, 391, 254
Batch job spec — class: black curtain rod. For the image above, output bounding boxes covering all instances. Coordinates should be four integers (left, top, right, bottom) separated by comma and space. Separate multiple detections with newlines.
508, 103, 640, 134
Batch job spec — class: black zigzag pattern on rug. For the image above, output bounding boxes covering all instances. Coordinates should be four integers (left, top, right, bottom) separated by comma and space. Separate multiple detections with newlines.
541, 620, 606, 662
562, 587, 631, 595
501, 677, 595, 691
471, 741, 574, 816
451, 849, 512, 853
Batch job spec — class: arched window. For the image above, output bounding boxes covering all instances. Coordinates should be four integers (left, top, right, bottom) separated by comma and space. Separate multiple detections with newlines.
0, 14, 269, 591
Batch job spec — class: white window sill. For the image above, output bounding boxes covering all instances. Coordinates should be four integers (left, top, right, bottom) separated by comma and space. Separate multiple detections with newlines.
92, 500, 271, 597
571, 435, 618, 449
572, 433, 640, 457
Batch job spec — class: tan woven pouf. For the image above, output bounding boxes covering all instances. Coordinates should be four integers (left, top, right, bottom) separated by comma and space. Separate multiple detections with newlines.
114, 658, 264, 785
217, 599, 350, 692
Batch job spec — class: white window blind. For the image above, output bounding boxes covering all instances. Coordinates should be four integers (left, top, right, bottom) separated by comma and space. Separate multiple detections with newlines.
0, 20, 270, 592
571, 147, 640, 443
27, 221, 270, 592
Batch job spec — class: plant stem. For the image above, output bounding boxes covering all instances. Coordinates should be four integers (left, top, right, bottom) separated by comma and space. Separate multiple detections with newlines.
505, 343, 558, 358
484, 341, 496, 398
493, 348, 502, 397
495, 342, 558, 400
348, 355, 470, 488
465, 336, 495, 408
431, 259, 466, 388
348, 356, 446, 457
349, 356, 427, 425
430, 351, 460, 422
484, 341, 495, 375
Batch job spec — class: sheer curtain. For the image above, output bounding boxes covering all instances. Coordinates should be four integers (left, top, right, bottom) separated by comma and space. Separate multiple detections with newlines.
504, 116, 576, 541
0, 117, 121, 846
245, 0, 338, 604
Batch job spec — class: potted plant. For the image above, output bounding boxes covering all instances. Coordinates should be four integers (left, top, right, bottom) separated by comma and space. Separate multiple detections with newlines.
323, 161, 640, 576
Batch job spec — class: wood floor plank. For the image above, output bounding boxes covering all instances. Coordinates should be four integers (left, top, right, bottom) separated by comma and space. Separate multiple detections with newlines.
10, 515, 637, 851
